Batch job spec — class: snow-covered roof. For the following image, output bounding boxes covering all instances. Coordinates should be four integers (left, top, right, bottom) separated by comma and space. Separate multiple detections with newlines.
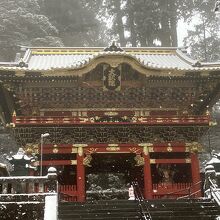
0, 45, 220, 73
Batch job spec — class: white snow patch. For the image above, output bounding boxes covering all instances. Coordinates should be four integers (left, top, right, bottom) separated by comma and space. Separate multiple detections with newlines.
0, 201, 41, 204
44, 194, 58, 220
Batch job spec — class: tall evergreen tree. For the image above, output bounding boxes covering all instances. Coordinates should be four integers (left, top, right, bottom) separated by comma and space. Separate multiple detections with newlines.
42, 0, 107, 47
0, 0, 63, 61
85, 0, 193, 47
183, 0, 220, 62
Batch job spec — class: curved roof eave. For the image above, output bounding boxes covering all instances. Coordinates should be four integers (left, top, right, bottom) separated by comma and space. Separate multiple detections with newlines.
0, 47, 220, 74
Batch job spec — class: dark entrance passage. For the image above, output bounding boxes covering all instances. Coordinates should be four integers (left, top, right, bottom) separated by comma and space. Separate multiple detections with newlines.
86, 153, 143, 200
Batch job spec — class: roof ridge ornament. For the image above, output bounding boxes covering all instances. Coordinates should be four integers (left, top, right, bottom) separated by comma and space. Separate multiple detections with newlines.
192, 60, 202, 67
104, 41, 123, 52
214, 0, 220, 13
180, 46, 188, 54
16, 58, 28, 68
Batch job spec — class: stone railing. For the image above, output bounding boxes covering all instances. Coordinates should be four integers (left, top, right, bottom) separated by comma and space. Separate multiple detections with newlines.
0, 167, 57, 199
0, 167, 58, 220
204, 158, 220, 205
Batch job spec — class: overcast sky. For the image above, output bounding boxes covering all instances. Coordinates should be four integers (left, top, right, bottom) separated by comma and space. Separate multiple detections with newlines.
177, 19, 188, 47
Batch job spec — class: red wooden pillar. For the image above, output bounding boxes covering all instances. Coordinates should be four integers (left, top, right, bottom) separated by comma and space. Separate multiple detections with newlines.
77, 147, 85, 202
12, 111, 16, 125
190, 152, 201, 197
143, 152, 153, 199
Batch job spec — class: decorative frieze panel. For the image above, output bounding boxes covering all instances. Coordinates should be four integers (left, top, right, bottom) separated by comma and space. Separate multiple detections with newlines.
13, 125, 208, 147
11, 83, 216, 116
1, 64, 219, 117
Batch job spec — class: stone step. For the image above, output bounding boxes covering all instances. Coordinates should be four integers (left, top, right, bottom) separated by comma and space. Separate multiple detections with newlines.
143, 201, 217, 208
59, 207, 139, 214
59, 211, 141, 219
59, 202, 218, 212
59, 204, 139, 211
58, 199, 220, 220
148, 209, 220, 215
60, 198, 211, 204
60, 199, 136, 205
59, 200, 142, 220
149, 216, 217, 220
145, 203, 219, 209
59, 217, 140, 220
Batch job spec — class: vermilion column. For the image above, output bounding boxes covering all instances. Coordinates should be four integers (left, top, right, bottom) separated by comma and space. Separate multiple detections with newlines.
144, 153, 153, 199
12, 111, 16, 124
77, 147, 85, 202
190, 152, 201, 197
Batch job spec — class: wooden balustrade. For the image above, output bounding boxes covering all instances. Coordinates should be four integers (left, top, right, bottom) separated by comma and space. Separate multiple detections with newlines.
59, 185, 77, 202
152, 182, 193, 199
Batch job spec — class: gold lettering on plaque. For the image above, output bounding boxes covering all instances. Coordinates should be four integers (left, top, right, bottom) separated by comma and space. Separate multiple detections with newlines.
106, 147, 120, 151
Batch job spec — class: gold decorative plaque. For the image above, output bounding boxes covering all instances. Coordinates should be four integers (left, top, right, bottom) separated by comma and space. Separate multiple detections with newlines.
106, 146, 120, 151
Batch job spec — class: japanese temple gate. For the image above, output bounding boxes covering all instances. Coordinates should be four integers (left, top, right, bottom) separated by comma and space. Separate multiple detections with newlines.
0, 44, 220, 201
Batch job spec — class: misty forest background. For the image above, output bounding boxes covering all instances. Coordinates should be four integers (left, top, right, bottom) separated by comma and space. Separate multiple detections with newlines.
0, 0, 220, 168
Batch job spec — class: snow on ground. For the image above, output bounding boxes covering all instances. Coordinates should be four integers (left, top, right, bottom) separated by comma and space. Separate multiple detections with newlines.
44, 194, 58, 220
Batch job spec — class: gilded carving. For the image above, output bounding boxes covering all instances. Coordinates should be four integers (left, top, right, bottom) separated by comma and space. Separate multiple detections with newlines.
24, 143, 39, 155
138, 143, 153, 147
71, 160, 77, 165
132, 117, 137, 122
138, 143, 154, 155
3, 83, 15, 91
106, 146, 120, 151
86, 148, 98, 154
15, 71, 25, 77
90, 117, 95, 123
185, 158, 191, 163
185, 147, 190, 152
148, 147, 154, 152
71, 148, 78, 153
104, 112, 118, 116
134, 154, 145, 166
103, 65, 121, 91
129, 147, 141, 154
72, 144, 87, 156
167, 147, 172, 152
209, 121, 218, 126
83, 155, 93, 167
8, 123, 15, 128
108, 144, 119, 147
150, 159, 156, 164
186, 142, 202, 153
53, 148, 58, 154
72, 144, 88, 148
138, 143, 153, 155
13, 111, 16, 116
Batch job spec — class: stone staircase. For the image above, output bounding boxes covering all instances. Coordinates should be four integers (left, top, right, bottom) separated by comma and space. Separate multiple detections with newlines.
59, 200, 142, 220
58, 198, 220, 220
145, 198, 220, 220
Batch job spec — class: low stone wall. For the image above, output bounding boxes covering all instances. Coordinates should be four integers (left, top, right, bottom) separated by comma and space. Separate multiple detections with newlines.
0, 168, 58, 220
0, 202, 44, 220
